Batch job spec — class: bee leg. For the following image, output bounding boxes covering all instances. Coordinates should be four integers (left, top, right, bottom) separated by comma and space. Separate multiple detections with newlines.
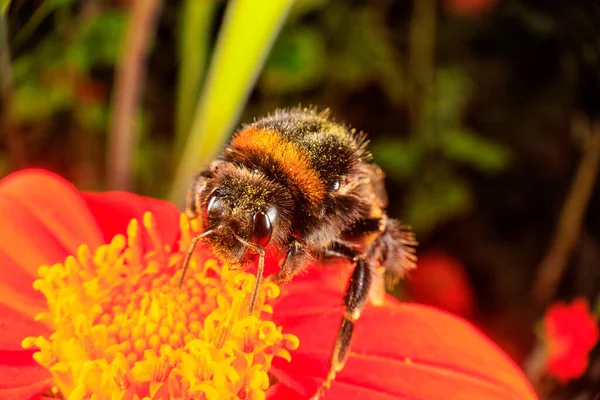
322, 240, 359, 259
369, 265, 386, 306
272, 240, 307, 284
177, 229, 216, 289
325, 241, 386, 307
325, 244, 386, 306
311, 256, 371, 400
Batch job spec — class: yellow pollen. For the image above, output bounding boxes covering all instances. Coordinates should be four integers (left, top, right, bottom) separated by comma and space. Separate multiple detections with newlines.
23, 213, 299, 400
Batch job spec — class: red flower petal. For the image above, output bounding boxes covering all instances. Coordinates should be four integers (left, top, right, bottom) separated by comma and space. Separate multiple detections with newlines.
0, 170, 99, 399
0, 249, 46, 319
0, 379, 52, 400
0, 289, 49, 397
0, 170, 183, 400
82, 191, 181, 250
0, 170, 104, 271
543, 299, 599, 382
0, 303, 50, 352
443, 0, 498, 15
0, 350, 50, 392
0, 170, 104, 341
272, 265, 537, 399
266, 383, 305, 400
0, 170, 104, 319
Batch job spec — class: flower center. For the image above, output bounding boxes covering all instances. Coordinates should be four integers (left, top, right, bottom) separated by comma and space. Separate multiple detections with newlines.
22, 213, 298, 400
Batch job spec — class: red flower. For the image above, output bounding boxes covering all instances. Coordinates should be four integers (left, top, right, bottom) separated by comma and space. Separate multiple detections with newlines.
0, 169, 538, 399
406, 251, 475, 318
443, 0, 498, 16
542, 298, 599, 383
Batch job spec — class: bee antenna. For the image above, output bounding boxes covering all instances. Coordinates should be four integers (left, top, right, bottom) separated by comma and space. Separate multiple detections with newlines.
177, 228, 217, 289
234, 234, 265, 314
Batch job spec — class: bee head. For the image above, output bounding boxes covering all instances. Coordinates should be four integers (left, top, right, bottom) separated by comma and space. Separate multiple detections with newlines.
190, 164, 292, 267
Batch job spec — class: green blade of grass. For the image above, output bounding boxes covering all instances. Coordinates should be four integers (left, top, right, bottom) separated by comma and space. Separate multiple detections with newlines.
169, 0, 295, 203
11, 0, 61, 49
1, 1, 10, 14
175, 0, 216, 151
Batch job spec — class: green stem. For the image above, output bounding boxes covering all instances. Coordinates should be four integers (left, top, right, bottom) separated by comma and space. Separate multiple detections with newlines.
107, 0, 164, 190
533, 116, 600, 306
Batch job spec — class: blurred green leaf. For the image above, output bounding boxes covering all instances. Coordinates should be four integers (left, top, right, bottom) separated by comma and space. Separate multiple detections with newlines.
175, 0, 216, 150
10, 54, 33, 81
12, 82, 73, 122
1, 0, 10, 14
79, 11, 127, 67
260, 26, 325, 94
432, 68, 471, 129
288, 0, 328, 20
405, 173, 472, 234
12, 0, 75, 48
327, 7, 405, 103
65, 40, 89, 72
440, 128, 512, 173
170, 0, 295, 203
13, 10, 126, 77
371, 138, 422, 180
10, 11, 125, 120
74, 102, 109, 132
51, 0, 74, 6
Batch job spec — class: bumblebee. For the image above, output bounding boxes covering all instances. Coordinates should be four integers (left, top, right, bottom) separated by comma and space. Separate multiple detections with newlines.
181, 108, 417, 398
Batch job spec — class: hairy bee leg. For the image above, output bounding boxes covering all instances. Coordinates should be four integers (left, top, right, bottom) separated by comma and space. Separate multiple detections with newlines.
336, 217, 417, 307
272, 240, 306, 284
369, 266, 386, 306
312, 257, 372, 400
323, 240, 359, 260
340, 219, 386, 307
326, 239, 386, 306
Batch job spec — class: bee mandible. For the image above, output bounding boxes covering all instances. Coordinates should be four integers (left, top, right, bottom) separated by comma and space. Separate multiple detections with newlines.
180, 107, 417, 398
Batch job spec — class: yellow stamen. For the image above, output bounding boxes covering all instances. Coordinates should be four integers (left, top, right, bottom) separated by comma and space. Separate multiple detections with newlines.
23, 213, 299, 400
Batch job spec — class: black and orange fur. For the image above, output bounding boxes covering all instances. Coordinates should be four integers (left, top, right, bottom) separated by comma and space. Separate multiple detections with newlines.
183, 107, 417, 398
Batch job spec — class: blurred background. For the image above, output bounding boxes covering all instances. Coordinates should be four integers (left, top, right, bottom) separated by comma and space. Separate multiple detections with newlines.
1, 0, 600, 398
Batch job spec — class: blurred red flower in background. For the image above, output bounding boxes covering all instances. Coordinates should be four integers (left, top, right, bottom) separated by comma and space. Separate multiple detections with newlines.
443, 0, 499, 16
0, 170, 537, 399
542, 298, 599, 383
407, 251, 476, 318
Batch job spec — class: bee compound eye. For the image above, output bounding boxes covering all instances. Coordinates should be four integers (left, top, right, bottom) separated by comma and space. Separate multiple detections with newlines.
251, 211, 272, 247
204, 191, 227, 228
207, 194, 221, 213
207, 187, 227, 213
